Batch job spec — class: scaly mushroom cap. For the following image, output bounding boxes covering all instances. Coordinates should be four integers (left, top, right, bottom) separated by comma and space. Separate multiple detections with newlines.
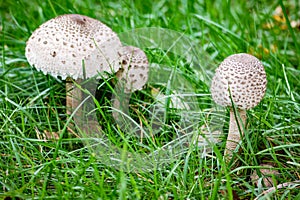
25, 14, 122, 80
211, 53, 267, 110
116, 46, 149, 93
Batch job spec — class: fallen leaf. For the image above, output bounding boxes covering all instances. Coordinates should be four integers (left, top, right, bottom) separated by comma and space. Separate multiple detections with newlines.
250, 163, 280, 187
43, 130, 60, 141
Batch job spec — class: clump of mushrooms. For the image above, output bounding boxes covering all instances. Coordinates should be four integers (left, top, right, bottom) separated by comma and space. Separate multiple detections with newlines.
210, 53, 267, 161
112, 46, 149, 132
25, 14, 122, 130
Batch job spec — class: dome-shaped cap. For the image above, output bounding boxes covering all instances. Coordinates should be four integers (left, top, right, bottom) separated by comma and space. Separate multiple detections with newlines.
25, 14, 122, 80
116, 46, 149, 93
211, 53, 267, 110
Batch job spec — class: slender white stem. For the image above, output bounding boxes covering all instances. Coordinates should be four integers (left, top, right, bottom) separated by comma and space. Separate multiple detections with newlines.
66, 78, 103, 135
224, 108, 247, 161
111, 88, 131, 127
66, 78, 82, 125
111, 83, 146, 137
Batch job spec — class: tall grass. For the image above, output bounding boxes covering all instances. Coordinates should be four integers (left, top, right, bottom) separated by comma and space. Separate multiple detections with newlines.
1, 0, 299, 199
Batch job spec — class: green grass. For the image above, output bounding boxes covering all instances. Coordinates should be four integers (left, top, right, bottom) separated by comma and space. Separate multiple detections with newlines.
1, 0, 300, 199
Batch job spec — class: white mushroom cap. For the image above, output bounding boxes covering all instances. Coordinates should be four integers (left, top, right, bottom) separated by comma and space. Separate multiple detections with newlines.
116, 46, 149, 93
25, 14, 122, 80
211, 53, 267, 110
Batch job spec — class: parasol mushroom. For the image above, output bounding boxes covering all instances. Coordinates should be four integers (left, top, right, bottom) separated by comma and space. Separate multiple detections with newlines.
25, 14, 122, 129
112, 46, 149, 132
210, 53, 267, 161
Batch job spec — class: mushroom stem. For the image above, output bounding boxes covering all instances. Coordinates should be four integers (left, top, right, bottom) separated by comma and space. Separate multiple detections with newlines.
111, 82, 146, 137
224, 108, 247, 161
111, 88, 131, 128
66, 78, 103, 135
66, 78, 83, 126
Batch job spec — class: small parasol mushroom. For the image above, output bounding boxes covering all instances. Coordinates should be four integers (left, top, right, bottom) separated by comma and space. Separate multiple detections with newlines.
112, 46, 149, 133
210, 53, 267, 161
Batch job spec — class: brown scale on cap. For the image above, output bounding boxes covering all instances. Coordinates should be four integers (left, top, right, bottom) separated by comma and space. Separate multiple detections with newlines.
210, 53, 267, 162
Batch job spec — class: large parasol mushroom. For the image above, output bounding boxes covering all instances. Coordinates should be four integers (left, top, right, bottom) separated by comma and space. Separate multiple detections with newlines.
25, 14, 122, 129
